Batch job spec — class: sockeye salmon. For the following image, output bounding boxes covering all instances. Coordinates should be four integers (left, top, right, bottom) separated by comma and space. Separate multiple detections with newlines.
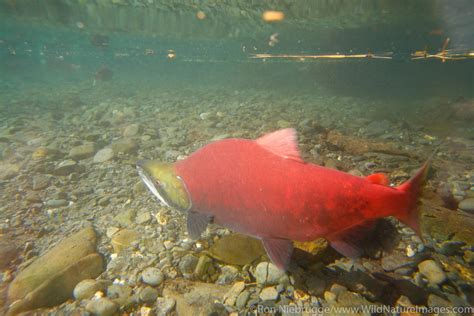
137, 128, 428, 269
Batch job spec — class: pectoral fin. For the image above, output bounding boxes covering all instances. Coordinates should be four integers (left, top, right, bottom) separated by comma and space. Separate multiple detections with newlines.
261, 238, 294, 270
187, 211, 212, 240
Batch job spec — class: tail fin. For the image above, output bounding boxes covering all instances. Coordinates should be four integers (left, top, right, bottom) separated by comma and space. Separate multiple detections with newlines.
395, 161, 430, 237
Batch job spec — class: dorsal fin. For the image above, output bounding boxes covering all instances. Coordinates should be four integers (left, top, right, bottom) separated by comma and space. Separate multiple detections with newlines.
256, 128, 303, 162
366, 173, 389, 186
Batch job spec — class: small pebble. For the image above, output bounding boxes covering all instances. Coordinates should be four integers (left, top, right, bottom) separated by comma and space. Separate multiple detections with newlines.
458, 198, 474, 213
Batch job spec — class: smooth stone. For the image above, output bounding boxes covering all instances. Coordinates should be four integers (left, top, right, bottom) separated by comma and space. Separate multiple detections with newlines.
0, 236, 19, 269
110, 229, 139, 253
381, 250, 416, 272
194, 255, 212, 279
107, 284, 133, 307
217, 265, 240, 285
136, 212, 151, 225
54, 160, 83, 176
155, 297, 176, 316
254, 262, 288, 286
459, 198, 474, 213
141, 267, 164, 286
93, 148, 114, 163
86, 298, 118, 316
208, 233, 265, 266
123, 124, 140, 137
45, 199, 68, 208
113, 209, 136, 227
7, 227, 99, 309
25, 191, 42, 203
111, 138, 138, 154
0, 163, 20, 180
418, 260, 446, 286
139, 286, 159, 303
32, 175, 50, 190
259, 287, 279, 301
74, 279, 110, 300
7, 252, 103, 315
179, 254, 199, 276
69, 143, 96, 160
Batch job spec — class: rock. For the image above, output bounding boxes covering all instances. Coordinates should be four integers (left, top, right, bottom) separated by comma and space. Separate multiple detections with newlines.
111, 138, 138, 154
113, 209, 136, 227
254, 262, 288, 286
155, 297, 176, 316
163, 280, 230, 316
235, 290, 250, 309
54, 160, 84, 176
69, 143, 95, 160
32, 175, 50, 190
25, 191, 42, 203
139, 286, 159, 303
427, 294, 452, 307
418, 260, 446, 286
0, 163, 20, 180
324, 291, 337, 304
45, 199, 68, 208
305, 276, 326, 296
32, 147, 50, 160
107, 284, 133, 307
136, 212, 151, 225
6, 226, 103, 315
93, 148, 114, 163
141, 267, 164, 286
73, 279, 110, 300
85, 298, 118, 316
217, 265, 240, 285
123, 124, 140, 137
381, 250, 417, 272
259, 286, 279, 301
179, 254, 199, 276
294, 238, 328, 256
223, 281, 245, 306
208, 233, 265, 266
463, 250, 474, 264
111, 229, 139, 253
0, 236, 19, 269
459, 198, 474, 213
194, 255, 213, 279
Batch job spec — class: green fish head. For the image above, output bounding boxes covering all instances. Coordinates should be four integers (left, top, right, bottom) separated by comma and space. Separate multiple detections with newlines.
136, 160, 191, 211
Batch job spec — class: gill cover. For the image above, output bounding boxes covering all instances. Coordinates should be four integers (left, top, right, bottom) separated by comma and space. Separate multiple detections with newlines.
137, 160, 191, 211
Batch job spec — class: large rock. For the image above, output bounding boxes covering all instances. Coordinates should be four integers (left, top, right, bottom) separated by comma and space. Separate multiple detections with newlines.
6, 226, 104, 315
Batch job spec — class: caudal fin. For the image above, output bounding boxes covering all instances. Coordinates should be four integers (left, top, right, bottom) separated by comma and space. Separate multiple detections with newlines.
395, 162, 430, 237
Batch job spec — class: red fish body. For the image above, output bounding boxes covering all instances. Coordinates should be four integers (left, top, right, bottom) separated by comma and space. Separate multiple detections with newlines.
139, 129, 427, 269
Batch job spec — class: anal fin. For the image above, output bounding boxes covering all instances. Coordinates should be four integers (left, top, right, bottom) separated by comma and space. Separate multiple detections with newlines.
187, 211, 212, 240
261, 238, 294, 270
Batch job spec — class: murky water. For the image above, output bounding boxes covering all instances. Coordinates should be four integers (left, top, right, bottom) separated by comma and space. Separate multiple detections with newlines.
1, 1, 473, 315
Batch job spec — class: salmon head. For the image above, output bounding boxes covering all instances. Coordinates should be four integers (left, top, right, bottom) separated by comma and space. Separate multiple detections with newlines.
136, 160, 191, 211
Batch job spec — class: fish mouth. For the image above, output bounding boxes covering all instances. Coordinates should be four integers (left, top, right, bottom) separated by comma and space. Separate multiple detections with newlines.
136, 160, 191, 211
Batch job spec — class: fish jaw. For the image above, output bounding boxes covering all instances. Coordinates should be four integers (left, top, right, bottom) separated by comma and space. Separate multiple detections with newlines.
136, 160, 191, 212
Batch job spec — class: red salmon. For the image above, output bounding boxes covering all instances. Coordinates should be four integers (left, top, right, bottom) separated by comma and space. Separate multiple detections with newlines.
137, 128, 428, 269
